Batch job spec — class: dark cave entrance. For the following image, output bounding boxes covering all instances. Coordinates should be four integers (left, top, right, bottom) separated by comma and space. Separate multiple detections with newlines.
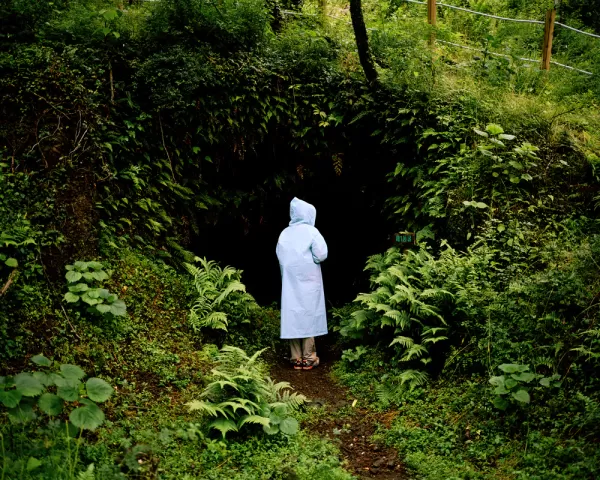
193, 160, 396, 308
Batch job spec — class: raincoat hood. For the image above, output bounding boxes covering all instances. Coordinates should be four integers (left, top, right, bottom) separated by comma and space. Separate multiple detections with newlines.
289, 197, 316, 227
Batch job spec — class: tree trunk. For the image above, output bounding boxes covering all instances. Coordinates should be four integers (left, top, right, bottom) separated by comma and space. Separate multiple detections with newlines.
349, 0, 378, 87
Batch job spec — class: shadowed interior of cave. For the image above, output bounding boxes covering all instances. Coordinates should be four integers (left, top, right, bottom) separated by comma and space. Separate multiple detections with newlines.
194, 167, 396, 308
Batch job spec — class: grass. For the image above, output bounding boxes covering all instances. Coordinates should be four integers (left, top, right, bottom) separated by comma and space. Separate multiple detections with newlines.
1, 247, 356, 479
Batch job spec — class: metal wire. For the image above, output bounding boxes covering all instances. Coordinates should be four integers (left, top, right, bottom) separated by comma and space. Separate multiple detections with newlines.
549, 60, 593, 75
282, 6, 595, 75
437, 40, 539, 63
438, 40, 593, 75
555, 22, 600, 40
436, 3, 544, 25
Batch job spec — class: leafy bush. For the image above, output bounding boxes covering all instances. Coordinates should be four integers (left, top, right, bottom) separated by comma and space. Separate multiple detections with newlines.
0, 355, 113, 479
185, 257, 258, 332
1, 354, 113, 430
63, 261, 127, 318
186, 346, 305, 438
337, 246, 451, 387
489, 363, 561, 410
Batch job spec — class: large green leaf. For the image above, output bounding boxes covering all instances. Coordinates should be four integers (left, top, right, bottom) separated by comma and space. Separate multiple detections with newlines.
14, 373, 44, 397
60, 364, 86, 380
269, 412, 284, 425
511, 372, 536, 383
0, 389, 22, 408
8, 398, 37, 423
95, 304, 111, 314
539, 377, 551, 387
262, 423, 279, 435
486, 123, 504, 135
68, 283, 89, 293
87, 261, 103, 271
492, 396, 509, 410
81, 294, 99, 305
56, 378, 81, 401
279, 417, 299, 435
26, 457, 42, 472
86, 288, 101, 299
5, 257, 18, 268
86, 378, 113, 403
109, 299, 127, 317
504, 378, 518, 390
498, 364, 528, 374
97, 289, 111, 299
31, 354, 53, 367
65, 271, 83, 283
38, 393, 63, 416
512, 389, 530, 404
64, 292, 80, 303
70, 401, 105, 431
92, 270, 108, 281
33, 372, 52, 387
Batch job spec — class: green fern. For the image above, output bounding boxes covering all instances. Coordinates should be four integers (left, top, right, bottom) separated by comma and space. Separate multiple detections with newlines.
185, 258, 258, 333
340, 246, 451, 370
76, 464, 95, 480
376, 369, 430, 406
186, 346, 306, 438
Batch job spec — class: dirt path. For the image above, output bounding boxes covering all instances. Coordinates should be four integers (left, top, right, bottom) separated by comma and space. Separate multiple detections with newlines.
271, 353, 408, 479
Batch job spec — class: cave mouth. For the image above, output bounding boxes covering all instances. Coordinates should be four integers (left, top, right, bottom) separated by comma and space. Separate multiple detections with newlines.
193, 171, 394, 308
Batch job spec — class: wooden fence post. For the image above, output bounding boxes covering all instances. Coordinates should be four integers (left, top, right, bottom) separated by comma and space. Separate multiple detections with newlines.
541, 9, 556, 71
427, 0, 437, 45
427, 0, 437, 25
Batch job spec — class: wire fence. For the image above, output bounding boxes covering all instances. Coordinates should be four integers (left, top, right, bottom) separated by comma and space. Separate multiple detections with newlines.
282, 1, 598, 76
400, 0, 597, 74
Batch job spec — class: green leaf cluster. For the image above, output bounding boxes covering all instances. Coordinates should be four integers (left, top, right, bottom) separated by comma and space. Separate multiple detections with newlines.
0, 354, 113, 431
63, 261, 126, 318
489, 363, 561, 410
185, 257, 258, 332
186, 346, 305, 438
337, 246, 450, 388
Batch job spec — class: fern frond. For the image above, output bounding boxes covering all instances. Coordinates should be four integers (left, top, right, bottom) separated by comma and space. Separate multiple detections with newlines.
400, 343, 429, 362
247, 347, 268, 364
215, 281, 247, 305
389, 336, 415, 348
76, 464, 95, 480
186, 400, 227, 417
277, 391, 307, 410
398, 369, 430, 388
208, 418, 238, 439
237, 415, 271, 428
204, 311, 229, 331
219, 401, 254, 415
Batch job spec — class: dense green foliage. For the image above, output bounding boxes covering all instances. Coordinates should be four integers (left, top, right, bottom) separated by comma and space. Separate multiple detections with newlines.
186, 346, 305, 438
2, 0, 600, 478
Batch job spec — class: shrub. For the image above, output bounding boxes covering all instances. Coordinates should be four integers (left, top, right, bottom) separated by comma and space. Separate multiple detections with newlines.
186, 346, 305, 438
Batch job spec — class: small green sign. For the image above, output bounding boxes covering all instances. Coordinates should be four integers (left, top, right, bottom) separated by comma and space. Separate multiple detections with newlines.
393, 232, 416, 246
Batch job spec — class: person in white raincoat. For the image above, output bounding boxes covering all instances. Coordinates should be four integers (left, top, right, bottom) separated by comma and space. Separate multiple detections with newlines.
276, 197, 328, 370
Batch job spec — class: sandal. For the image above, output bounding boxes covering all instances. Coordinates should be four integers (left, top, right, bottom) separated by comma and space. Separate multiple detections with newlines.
302, 359, 319, 370
293, 359, 304, 370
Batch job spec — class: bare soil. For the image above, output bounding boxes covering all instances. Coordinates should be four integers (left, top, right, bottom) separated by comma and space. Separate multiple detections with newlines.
271, 351, 408, 479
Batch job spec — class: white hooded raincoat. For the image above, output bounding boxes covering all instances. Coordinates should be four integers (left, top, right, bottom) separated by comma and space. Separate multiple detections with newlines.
276, 198, 328, 339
